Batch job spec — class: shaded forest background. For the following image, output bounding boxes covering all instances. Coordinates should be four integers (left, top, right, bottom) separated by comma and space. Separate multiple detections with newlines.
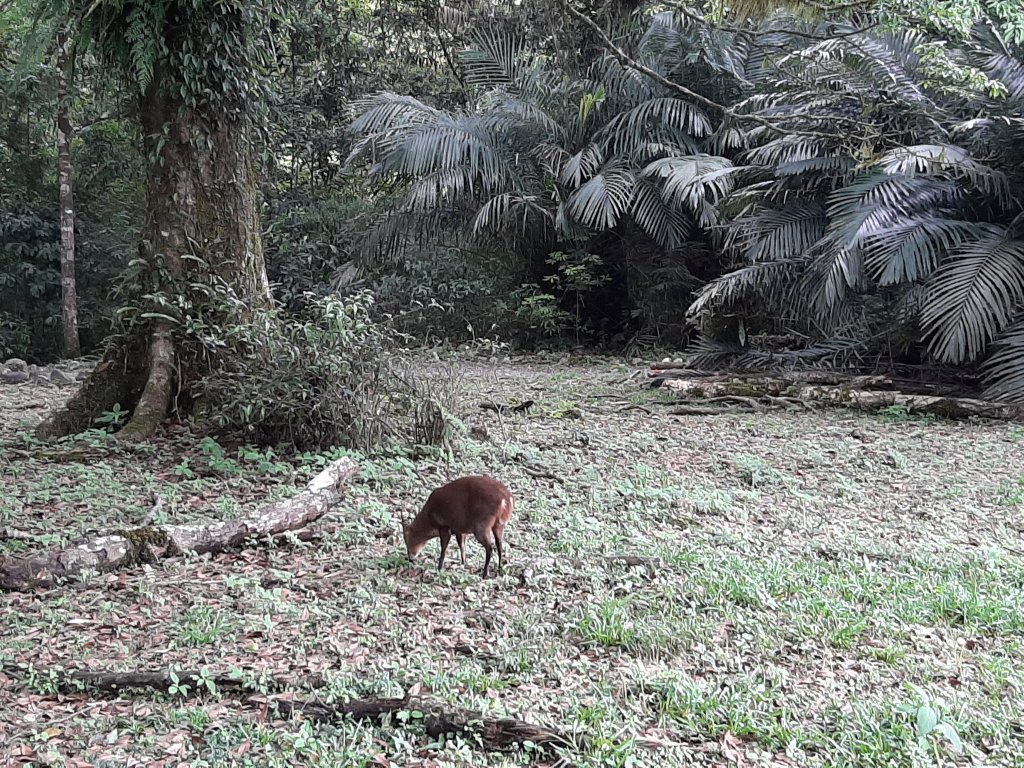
2, 0, 1024, 433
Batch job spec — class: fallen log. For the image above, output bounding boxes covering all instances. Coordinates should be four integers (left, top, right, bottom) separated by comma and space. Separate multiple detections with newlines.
265, 695, 577, 753
0, 457, 360, 591
655, 374, 1024, 420
2, 663, 576, 755
650, 367, 973, 395
799, 387, 1024, 419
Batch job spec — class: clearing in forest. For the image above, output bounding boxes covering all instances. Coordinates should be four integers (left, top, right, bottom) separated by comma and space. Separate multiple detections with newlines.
1, 356, 1023, 767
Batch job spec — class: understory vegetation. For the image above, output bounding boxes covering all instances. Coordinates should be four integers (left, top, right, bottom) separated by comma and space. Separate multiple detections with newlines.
3, 0, 1024, 411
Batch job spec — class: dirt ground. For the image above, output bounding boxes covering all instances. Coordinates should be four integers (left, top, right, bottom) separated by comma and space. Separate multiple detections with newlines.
2, 355, 1023, 767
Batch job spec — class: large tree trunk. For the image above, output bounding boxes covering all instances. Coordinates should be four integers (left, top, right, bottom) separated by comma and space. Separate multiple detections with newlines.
56, 24, 81, 360
36, 50, 271, 441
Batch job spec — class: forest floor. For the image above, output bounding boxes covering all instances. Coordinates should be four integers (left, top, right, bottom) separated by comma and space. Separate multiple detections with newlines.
1, 354, 1023, 767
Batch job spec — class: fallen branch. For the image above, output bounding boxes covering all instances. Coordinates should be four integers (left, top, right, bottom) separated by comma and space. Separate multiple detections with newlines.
0, 457, 360, 591
0, 665, 322, 695
265, 695, 577, 753
671, 405, 742, 416
652, 373, 1024, 420
2, 663, 576, 755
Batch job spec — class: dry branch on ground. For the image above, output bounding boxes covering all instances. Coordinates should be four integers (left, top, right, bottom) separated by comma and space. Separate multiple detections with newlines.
649, 369, 1024, 420
2, 664, 576, 755
266, 695, 576, 754
0, 457, 360, 591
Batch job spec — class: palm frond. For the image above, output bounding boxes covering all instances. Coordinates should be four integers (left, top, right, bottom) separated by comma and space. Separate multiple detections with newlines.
598, 97, 714, 142
472, 193, 553, 236
823, 173, 959, 252
863, 219, 1002, 285
708, 123, 748, 153
744, 135, 829, 166
775, 155, 855, 178
566, 161, 635, 231
970, 24, 1024, 100
687, 259, 803, 318
801, 173, 956, 315
561, 145, 605, 187
801, 242, 865, 320
347, 92, 442, 137
371, 116, 513, 181
922, 233, 1024, 364
631, 178, 691, 249
644, 155, 738, 227
531, 142, 571, 178
876, 144, 1012, 205
730, 203, 828, 261
684, 334, 866, 370
458, 29, 531, 91
555, 200, 594, 241
485, 92, 569, 143
982, 315, 1024, 401
404, 165, 492, 211
775, 32, 930, 106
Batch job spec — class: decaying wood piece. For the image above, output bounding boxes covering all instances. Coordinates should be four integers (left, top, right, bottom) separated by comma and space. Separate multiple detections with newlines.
266, 695, 577, 753
653, 372, 1024, 420
0, 457, 359, 591
800, 387, 1024, 419
3, 663, 575, 755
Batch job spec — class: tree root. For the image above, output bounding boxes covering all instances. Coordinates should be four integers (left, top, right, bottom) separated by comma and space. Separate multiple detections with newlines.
118, 323, 176, 440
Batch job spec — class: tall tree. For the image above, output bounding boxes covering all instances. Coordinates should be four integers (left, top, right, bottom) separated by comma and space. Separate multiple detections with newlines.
36, 0, 277, 438
55, 20, 80, 358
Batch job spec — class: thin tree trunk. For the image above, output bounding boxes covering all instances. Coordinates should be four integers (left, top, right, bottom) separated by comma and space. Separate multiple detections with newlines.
56, 24, 81, 359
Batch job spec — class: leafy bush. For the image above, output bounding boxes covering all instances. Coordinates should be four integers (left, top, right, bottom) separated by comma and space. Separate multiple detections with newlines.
0, 196, 60, 360
191, 289, 463, 451
263, 190, 375, 308
371, 243, 527, 344
0, 311, 32, 360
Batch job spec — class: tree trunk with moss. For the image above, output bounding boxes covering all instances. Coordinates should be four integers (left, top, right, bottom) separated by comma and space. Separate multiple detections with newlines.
56, 23, 81, 360
36, 52, 271, 440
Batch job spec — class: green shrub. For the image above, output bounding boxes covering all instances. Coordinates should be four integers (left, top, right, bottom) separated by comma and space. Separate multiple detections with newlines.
192, 289, 462, 451
0, 197, 60, 360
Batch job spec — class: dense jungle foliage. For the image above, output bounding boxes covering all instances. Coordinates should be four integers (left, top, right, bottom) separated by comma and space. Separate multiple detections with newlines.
2, 0, 1024, 421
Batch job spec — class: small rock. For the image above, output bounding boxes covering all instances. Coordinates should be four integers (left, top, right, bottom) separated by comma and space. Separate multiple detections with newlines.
3, 358, 28, 372
51, 368, 76, 385
1, 369, 30, 384
470, 424, 489, 441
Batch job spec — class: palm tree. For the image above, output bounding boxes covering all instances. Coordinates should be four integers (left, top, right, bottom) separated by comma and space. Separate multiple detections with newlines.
346, 24, 728, 337
683, 16, 1024, 399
